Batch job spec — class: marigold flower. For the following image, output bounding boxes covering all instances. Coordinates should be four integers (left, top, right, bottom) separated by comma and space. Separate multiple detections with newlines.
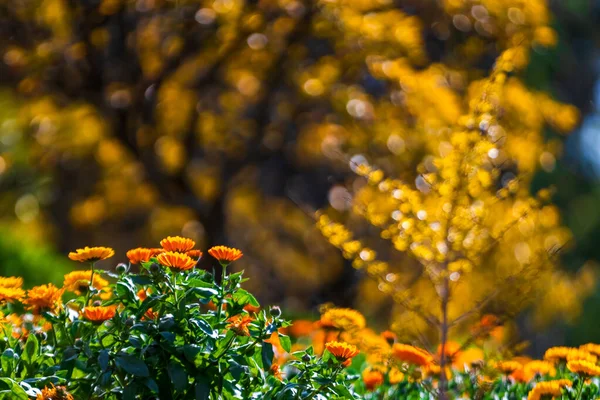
63, 270, 110, 297
270, 364, 283, 381
0, 287, 25, 303
388, 367, 404, 384
149, 248, 164, 256
319, 308, 366, 331
83, 305, 117, 323
362, 367, 384, 391
126, 247, 154, 264
68, 246, 114, 262
227, 314, 253, 336
0, 276, 23, 288
186, 249, 203, 260
527, 380, 572, 400
160, 236, 196, 253
24, 284, 63, 313
157, 251, 197, 271
208, 245, 243, 263
544, 346, 595, 364
325, 341, 359, 366
567, 359, 600, 376
36, 385, 74, 400
392, 343, 433, 366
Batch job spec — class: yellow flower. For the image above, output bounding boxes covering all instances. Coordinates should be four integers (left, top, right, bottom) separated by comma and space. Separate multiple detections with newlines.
208, 245, 243, 263
362, 367, 384, 391
0, 287, 25, 303
24, 284, 63, 313
319, 308, 366, 331
580, 343, 600, 356
567, 359, 600, 376
126, 247, 154, 264
157, 251, 197, 271
0, 276, 23, 288
68, 246, 114, 262
527, 380, 571, 400
544, 347, 595, 364
325, 341, 360, 366
494, 360, 522, 374
392, 343, 433, 367
160, 236, 196, 253
83, 305, 117, 323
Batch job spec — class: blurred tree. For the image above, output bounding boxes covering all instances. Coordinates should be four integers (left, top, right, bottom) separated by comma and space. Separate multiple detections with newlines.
0, 0, 590, 322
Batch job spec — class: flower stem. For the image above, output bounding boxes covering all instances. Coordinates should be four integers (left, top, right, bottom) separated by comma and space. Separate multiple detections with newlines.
216, 263, 227, 320
85, 262, 96, 306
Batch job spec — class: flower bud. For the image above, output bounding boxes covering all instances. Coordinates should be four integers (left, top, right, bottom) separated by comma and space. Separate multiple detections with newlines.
302, 353, 311, 363
92, 300, 102, 307
115, 263, 128, 274
149, 263, 161, 274
74, 338, 84, 348
269, 306, 282, 318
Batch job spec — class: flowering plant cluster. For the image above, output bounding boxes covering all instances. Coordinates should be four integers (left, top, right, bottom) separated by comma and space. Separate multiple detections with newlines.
0, 238, 357, 399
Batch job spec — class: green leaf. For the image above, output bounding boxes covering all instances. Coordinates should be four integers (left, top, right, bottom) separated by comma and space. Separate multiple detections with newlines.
194, 375, 210, 400
168, 361, 188, 392
232, 289, 260, 307
0, 378, 28, 400
115, 355, 149, 377
21, 334, 39, 364
98, 350, 109, 372
261, 342, 274, 370
183, 344, 202, 363
278, 334, 291, 353
190, 318, 215, 338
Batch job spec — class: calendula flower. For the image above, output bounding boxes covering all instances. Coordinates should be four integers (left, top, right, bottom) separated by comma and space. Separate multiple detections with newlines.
362, 367, 384, 391
453, 347, 484, 370
0, 276, 23, 288
0, 287, 25, 303
157, 251, 197, 271
186, 249, 203, 260
149, 248, 164, 256
63, 270, 111, 298
83, 305, 117, 323
388, 367, 404, 384
545, 346, 595, 363
208, 245, 243, 263
380, 330, 397, 344
580, 343, 600, 356
270, 364, 283, 381
160, 236, 196, 253
325, 341, 359, 366
527, 380, 572, 400
494, 360, 522, 374
24, 284, 63, 313
319, 308, 366, 331
36, 385, 74, 400
437, 340, 462, 362
126, 247, 154, 264
392, 343, 433, 366
288, 320, 315, 338
227, 314, 254, 336
68, 246, 114, 262
567, 359, 600, 376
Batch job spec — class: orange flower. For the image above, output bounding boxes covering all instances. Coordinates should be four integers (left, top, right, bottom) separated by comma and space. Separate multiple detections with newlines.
567, 359, 600, 376
381, 330, 397, 344
388, 367, 404, 384
227, 314, 254, 336
24, 284, 63, 313
149, 248, 164, 256
137, 288, 149, 301
527, 380, 572, 400
453, 347, 484, 370
270, 364, 283, 380
186, 250, 203, 260
208, 246, 243, 263
494, 360, 522, 374
83, 305, 117, 323
36, 385, 74, 400
289, 320, 316, 338
580, 343, 600, 356
392, 343, 433, 366
362, 367, 384, 391
325, 341, 359, 366
244, 304, 260, 313
160, 236, 195, 253
0, 287, 25, 303
157, 251, 197, 271
437, 340, 461, 362
319, 308, 366, 331
126, 248, 154, 264
68, 246, 114, 262
0, 276, 23, 288
63, 270, 111, 299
